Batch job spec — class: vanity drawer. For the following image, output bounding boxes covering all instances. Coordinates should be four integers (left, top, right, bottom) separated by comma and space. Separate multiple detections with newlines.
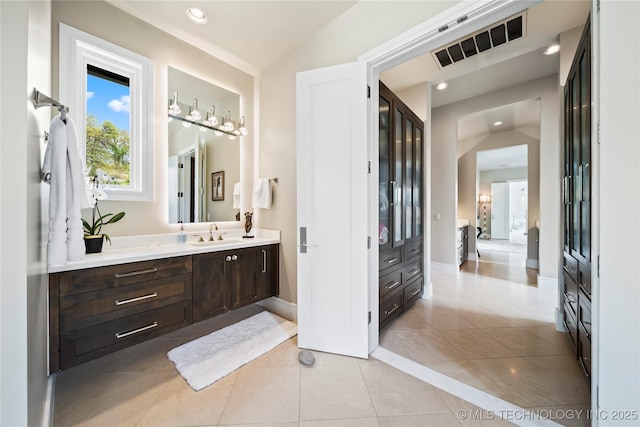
563, 302, 577, 352
563, 252, 578, 284
579, 292, 592, 338
379, 247, 403, 272
379, 268, 403, 298
58, 256, 192, 296
578, 323, 592, 379
379, 285, 403, 326
404, 258, 423, 282
563, 271, 578, 317
405, 240, 423, 260
59, 300, 192, 370
60, 273, 192, 331
578, 262, 591, 298
403, 276, 423, 307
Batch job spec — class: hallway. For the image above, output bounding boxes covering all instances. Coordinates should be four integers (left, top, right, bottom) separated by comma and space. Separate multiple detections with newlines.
380, 250, 590, 426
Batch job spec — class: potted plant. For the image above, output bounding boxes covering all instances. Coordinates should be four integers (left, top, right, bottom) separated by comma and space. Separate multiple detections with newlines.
82, 168, 125, 254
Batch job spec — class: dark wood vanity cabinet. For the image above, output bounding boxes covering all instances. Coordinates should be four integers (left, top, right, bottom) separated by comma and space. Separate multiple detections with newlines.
50, 256, 193, 370
50, 244, 279, 372
378, 81, 425, 330
562, 17, 591, 382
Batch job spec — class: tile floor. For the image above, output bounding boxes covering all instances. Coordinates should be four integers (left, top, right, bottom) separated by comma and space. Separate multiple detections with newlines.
53, 250, 591, 426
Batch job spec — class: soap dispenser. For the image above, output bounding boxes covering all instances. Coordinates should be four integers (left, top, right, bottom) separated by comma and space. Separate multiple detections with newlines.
178, 223, 187, 244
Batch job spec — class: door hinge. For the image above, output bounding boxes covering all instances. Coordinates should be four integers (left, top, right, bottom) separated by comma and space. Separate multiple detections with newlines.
367, 85, 371, 99
178, 163, 184, 169
177, 192, 183, 198
597, 255, 600, 277
367, 236, 371, 249
368, 311, 372, 324
596, 0, 600, 13
597, 120, 601, 144
368, 161, 371, 174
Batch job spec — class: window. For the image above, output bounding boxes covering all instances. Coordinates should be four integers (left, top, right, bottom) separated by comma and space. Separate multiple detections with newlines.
59, 23, 153, 201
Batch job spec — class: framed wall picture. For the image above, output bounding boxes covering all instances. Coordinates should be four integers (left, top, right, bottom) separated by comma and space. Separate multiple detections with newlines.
211, 171, 224, 201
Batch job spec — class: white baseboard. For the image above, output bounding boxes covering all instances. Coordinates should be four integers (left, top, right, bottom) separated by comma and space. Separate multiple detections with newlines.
526, 258, 539, 269
431, 262, 458, 274
42, 374, 55, 427
537, 275, 558, 292
257, 296, 297, 323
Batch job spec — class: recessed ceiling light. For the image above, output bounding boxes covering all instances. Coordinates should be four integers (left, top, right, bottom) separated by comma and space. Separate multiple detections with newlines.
186, 8, 208, 24
492, 121, 503, 126
436, 82, 448, 90
543, 44, 560, 55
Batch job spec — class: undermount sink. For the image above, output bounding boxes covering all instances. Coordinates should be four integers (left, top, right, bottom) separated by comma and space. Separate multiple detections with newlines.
189, 238, 240, 247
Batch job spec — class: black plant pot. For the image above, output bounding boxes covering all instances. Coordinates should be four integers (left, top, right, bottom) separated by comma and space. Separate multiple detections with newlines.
84, 235, 104, 254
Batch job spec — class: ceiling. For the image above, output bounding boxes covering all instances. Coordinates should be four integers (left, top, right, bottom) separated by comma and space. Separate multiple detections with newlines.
108, 0, 590, 153
476, 144, 528, 172
106, 0, 357, 75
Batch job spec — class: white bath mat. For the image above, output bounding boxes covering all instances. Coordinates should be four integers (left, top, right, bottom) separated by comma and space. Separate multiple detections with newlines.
168, 310, 297, 391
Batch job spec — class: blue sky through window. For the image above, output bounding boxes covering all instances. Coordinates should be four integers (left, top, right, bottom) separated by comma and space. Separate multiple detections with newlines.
87, 74, 130, 131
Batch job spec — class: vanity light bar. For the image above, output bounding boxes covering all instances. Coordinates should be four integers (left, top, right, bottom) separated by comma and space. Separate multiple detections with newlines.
168, 100, 246, 137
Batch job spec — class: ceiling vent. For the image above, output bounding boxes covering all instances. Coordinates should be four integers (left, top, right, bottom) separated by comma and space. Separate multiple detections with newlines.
431, 11, 527, 69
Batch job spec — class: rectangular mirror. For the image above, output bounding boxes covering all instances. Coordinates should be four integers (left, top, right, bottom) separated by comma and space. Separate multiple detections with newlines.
168, 67, 241, 223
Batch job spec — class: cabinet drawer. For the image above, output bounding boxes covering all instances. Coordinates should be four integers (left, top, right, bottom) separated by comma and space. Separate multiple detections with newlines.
563, 302, 577, 352
403, 276, 423, 307
563, 271, 578, 317
563, 252, 578, 284
578, 323, 591, 379
379, 286, 403, 326
578, 263, 591, 298
60, 300, 192, 370
404, 258, 423, 282
379, 247, 403, 272
379, 268, 403, 298
405, 241, 423, 260
58, 256, 192, 296
579, 293, 591, 338
60, 273, 192, 331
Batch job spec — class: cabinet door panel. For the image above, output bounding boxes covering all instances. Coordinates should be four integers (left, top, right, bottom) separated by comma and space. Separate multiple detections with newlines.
404, 119, 414, 240
193, 251, 228, 322
229, 247, 260, 310
379, 92, 392, 250
257, 245, 279, 300
393, 107, 404, 246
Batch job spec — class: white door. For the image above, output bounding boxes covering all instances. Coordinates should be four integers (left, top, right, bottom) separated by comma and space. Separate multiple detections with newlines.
491, 182, 508, 239
296, 61, 369, 358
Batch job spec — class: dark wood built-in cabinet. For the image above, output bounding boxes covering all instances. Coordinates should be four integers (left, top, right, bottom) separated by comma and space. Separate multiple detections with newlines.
457, 225, 469, 267
49, 244, 279, 371
378, 81, 424, 329
562, 17, 591, 382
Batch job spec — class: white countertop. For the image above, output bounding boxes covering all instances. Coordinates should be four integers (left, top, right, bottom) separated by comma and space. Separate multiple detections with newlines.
456, 219, 470, 228
48, 228, 280, 273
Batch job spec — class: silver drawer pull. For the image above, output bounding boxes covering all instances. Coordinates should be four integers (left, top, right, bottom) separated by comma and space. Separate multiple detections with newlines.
114, 268, 158, 279
385, 281, 401, 290
232, 254, 238, 261
409, 269, 420, 276
262, 249, 267, 273
385, 257, 398, 264
410, 288, 421, 297
115, 322, 158, 339
225, 256, 232, 262
115, 292, 158, 306
409, 249, 420, 255
385, 304, 400, 316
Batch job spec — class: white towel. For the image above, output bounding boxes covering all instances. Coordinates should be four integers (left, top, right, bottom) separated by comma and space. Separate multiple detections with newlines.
42, 114, 92, 266
232, 182, 241, 209
251, 178, 272, 209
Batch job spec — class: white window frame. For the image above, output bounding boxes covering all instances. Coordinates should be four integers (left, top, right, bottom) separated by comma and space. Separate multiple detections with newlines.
59, 23, 153, 201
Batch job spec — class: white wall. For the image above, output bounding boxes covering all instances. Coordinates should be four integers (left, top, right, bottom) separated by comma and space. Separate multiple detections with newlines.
597, 1, 640, 422
258, 1, 460, 304
51, 0, 255, 237
1, 1, 51, 425
430, 75, 559, 281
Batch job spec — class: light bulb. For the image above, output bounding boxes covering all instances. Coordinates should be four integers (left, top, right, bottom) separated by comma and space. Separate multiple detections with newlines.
228, 134, 237, 140
168, 92, 181, 115
224, 111, 234, 131
215, 125, 224, 136
190, 98, 202, 121
239, 116, 248, 136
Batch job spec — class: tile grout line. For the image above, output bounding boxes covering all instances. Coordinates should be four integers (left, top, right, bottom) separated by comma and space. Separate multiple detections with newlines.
356, 359, 382, 426
371, 346, 563, 427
